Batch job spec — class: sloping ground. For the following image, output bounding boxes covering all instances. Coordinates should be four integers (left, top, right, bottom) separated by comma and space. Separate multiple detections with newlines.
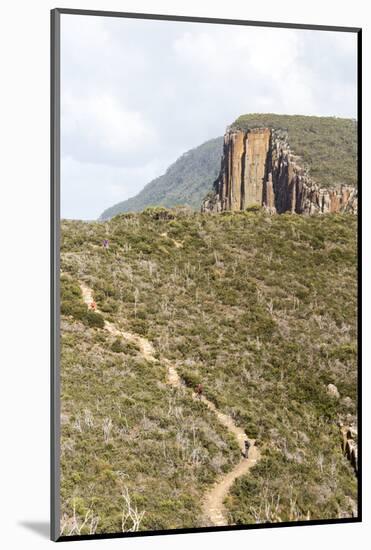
232, 114, 357, 188
100, 137, 223, 219
79, 281, 261, 528
61, 208, 357, 533
202, 447, 260, 526
80, 282, 155, 359
60, 266, 242, 534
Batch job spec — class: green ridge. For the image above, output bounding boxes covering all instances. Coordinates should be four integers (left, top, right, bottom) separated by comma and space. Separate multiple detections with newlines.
100, 137, 223, 219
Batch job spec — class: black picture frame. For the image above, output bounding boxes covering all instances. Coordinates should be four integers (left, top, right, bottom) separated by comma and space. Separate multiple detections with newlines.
51, 8, 362, 542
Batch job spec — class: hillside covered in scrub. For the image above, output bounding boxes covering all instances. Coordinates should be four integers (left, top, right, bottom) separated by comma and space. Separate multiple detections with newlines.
60, 208, 357, 534
100, 114, 357, 220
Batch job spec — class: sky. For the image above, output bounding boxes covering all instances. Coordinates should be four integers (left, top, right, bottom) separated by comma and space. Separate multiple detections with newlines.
60, 14, 357, 220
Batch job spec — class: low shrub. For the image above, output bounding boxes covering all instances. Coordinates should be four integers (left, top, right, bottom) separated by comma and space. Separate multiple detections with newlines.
110, 339, 125, 353
83, 311, 105, 329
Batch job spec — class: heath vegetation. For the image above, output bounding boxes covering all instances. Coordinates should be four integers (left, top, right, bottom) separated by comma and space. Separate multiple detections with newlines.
60, 207, 357, 533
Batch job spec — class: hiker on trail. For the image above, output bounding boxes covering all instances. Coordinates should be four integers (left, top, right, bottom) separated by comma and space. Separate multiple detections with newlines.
244, 439, 251, 458
90, 300, 97, 311
195, 383, 203, 400
103, 239, 109, 249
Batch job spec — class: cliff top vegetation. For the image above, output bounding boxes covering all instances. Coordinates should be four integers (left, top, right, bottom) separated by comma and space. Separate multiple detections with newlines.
232, 114, 357, 188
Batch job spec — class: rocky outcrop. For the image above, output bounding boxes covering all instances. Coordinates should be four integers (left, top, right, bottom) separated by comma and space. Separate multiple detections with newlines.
340, 424, 358, 474
327, 383, 340, 399
201, 127, 357, 215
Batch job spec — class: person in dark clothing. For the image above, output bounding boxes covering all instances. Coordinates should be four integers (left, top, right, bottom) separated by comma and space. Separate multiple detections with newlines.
244, 439, 251, 458
195, 383, 203, 400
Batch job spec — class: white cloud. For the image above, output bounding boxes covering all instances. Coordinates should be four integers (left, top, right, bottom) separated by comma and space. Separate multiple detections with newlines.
173, 26, 317, 115
61, 92, 156, 166
61, 155, 170, 220
173, 26, 300, 79
60, 15, 357, 219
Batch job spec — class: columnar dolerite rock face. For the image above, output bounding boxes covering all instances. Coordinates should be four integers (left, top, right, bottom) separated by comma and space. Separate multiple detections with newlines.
201, 127, 357, 214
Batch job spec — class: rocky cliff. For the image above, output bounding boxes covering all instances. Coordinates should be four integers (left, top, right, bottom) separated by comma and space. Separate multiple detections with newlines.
202, 127, 357, 215
341, 424, 358, 475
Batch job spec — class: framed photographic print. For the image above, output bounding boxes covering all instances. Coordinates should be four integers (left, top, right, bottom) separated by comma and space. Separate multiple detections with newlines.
51, 8, 361, 542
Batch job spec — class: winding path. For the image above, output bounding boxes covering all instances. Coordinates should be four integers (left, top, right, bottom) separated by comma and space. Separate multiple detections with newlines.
80, 282, 155, 360
79, 281, 260, 527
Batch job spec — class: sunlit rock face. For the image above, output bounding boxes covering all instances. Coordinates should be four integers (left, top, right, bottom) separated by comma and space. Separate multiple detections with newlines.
202, 127, 357, 215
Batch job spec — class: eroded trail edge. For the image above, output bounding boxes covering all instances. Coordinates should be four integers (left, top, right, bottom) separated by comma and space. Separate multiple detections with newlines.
79, 281, 260, 527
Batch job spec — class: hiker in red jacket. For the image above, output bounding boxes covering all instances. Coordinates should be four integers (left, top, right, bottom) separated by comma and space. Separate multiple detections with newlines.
195, 383, 203, 400
90, 300, 97, 311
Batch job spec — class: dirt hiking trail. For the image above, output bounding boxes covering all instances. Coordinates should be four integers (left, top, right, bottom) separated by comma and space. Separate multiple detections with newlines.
166, 363, 261, 526
79, 281, 260, 527
80, 282, 155, 360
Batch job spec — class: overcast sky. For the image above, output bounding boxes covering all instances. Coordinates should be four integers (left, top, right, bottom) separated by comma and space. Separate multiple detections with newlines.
61, 14, 357, 220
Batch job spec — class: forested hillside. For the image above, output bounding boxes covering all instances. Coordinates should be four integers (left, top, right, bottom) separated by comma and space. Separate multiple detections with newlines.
100, 137, 222, 219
